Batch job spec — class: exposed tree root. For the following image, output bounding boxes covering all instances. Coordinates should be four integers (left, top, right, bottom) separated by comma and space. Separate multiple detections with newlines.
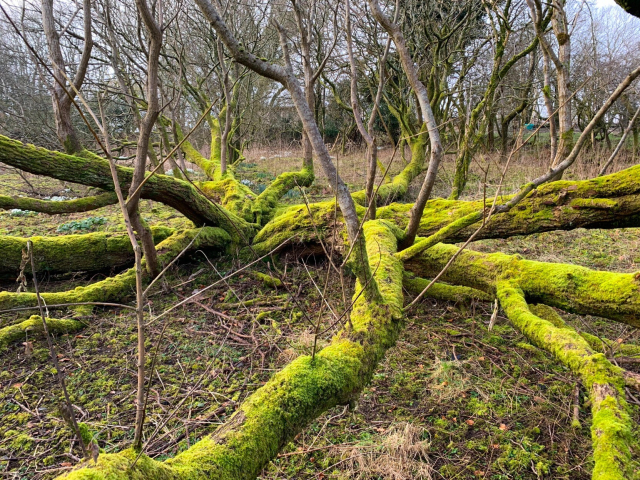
0, 228, 232, 312
54, 220, 406, 480
0, 192, 118, 214
0, 226, 174, 277
497, 284, 639, 479
0, 315, 84, 352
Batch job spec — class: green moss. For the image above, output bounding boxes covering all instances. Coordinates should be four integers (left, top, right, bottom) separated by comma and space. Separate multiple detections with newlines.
404, 241, 640, 327
569, 198, 619, 210
0, 226, 173, 277
251, 272, 282, 288
198, 178, 256, 221
495, 438, 550, 476
55, 221, 407, 480
0, 192, 118, 215
403, 273, 492, 304
0, 228, 233, 312
497, 281, 638, 479
0, 316, 84, 351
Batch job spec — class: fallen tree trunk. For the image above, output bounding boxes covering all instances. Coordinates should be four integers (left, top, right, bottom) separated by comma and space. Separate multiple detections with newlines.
0, 227, 232, 312
252, 165, 640, 255
0, 226, 174, 277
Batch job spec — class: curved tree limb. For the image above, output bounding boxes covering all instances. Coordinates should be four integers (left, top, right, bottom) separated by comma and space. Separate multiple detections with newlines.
497, 284, 638, 479
404, 242, 640, 327
0, 136, 255, 240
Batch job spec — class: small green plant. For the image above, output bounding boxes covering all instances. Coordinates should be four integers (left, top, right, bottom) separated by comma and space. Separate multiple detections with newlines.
9, 208, 36, 217
57, 216, 106, 232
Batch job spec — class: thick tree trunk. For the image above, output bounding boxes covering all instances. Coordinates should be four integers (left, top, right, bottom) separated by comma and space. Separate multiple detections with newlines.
52, 220, 404, 480
0, 228, 232, 312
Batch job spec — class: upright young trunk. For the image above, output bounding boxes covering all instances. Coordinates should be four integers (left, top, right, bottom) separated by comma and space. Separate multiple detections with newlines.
292, 1, 316, 172
195, 0, 378, 298
217, 40, 232, 176
345, 0, 383, 221
487, 114, 495, 150
41, 0, 92, 153
302, 82, 315, 170
542, 49, 558, 162
367, 0, 444, 248
550, 0, 573, 175
128, 0, 162, 278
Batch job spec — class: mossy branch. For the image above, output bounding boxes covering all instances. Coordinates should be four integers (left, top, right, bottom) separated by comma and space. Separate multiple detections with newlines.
0, 192, 118, 214
254, 164, 640, 258
0, 228, 232, 311
54, 220, 404, 480
0, 227, 174, 277
404, 242, 640, 327
403, 272, 492, 304
0, 315, 84, 352
0, 135, 254, 239
352, 135, 427, 207
497, 283, 638, 479
250, 165, 314, 224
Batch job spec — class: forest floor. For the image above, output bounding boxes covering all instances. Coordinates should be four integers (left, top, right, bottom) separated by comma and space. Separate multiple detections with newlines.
1, 146, 639, 480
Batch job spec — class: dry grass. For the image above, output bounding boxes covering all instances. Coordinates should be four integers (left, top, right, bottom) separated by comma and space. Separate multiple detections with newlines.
246, 141, 639, 203
339, 423, 433, 480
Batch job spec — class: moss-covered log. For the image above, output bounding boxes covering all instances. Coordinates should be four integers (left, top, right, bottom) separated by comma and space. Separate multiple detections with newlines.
254, 164, 640, 256
380, 164, 640, 243
0, 226, 174, 277
0, 136, 255, 240
0, 315, 84, 352
403, 242, 640, 327
0, 227, 232, 311
54, 220, 405, 480
498, 286, 638, 479
0, 192, 118, 214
